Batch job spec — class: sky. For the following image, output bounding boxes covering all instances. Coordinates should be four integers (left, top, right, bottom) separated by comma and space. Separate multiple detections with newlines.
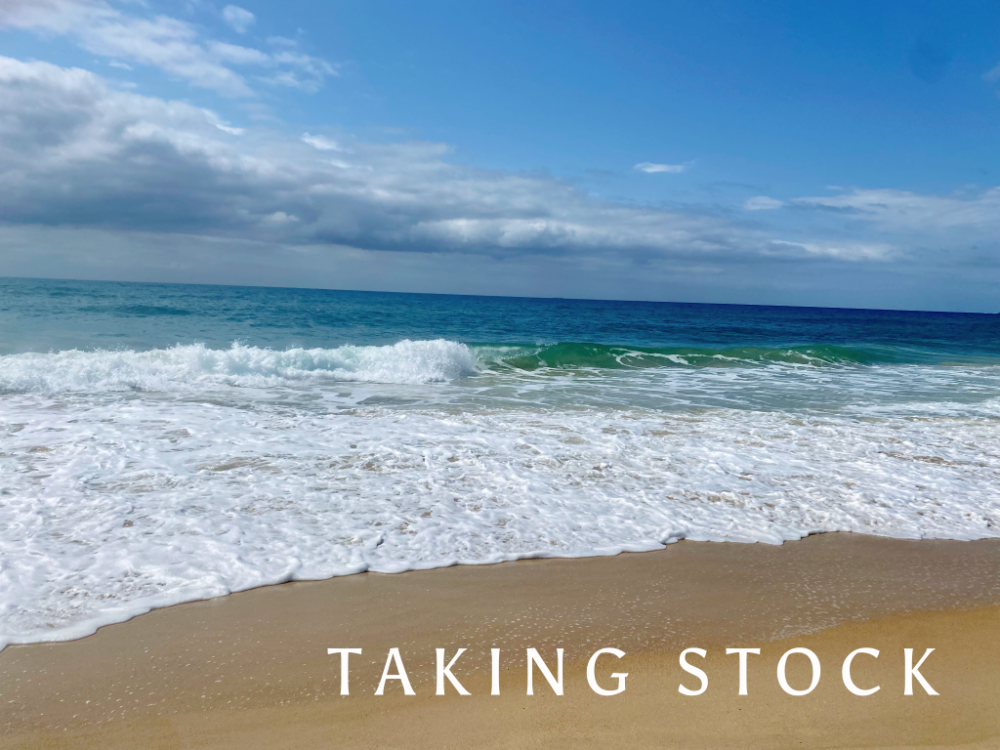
1, 1, 999, 311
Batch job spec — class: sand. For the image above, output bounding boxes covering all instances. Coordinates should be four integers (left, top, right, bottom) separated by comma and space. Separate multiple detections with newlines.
1, 533, 999, 749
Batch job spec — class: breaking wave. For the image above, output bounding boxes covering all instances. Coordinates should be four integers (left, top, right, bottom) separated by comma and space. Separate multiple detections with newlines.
474, 342, 995, 370
0, 340, 480, 393
4, 339, 997, 395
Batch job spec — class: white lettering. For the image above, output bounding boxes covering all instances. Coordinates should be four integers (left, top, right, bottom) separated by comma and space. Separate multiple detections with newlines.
586, 648, 627, 696
491, 648, 501, 696
375, 647, 415, 696
435, 648, 470, 696
776, 648, 821, 696
842, 648, 880, 696
904, 648, 938, 696
526, 648, 564, 696
726, 648, 760, 696
326, 648, 362, 696
678, 648, 708, 696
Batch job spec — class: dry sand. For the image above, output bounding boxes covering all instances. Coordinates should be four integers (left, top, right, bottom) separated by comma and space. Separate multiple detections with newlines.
2, 532, 999, 749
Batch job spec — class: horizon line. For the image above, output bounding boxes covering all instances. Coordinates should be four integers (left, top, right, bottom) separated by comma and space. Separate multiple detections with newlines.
0, 274, 996, 318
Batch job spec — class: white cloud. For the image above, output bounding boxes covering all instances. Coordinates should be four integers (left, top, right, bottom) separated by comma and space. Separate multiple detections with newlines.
769, 240, 895, 261
745, 196, 784, 211
6, 52, 997, 309
222, 5, 255, 34
207, 41, 269, 65
267, 36, 299, 49
1, 55, 998, 308
0, 0, 334, 97
0, 56, 789, 264
301, 133, 344, 152
634, 162, 686, 174
793, 187, 1000, 232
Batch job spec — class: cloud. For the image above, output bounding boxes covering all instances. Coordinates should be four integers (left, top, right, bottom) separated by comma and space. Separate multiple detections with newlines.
207, 41, 269, 66
792, 187, 1000, 233
301, 133, 344, 152
0, 0, 334, 97
264, 52, 337, 93
744, 196, 785, 211
222, 5, 255, 34
769, 240, 896, 262
267, 36, 299, 49
762, 186, 1000, 273
634, 162, 686, 174
0, 56, 796, 265
2, 55, 999, 313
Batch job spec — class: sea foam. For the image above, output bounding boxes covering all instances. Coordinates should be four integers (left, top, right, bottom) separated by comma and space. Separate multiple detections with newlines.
0, 340, 479, 394
1, 341, 999, 651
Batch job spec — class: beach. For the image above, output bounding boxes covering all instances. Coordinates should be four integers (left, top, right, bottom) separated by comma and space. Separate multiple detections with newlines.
3, 532, 998, 749
3, 281, 1000, 655
2, 281, 1000, 748
4, 4, 1000, 746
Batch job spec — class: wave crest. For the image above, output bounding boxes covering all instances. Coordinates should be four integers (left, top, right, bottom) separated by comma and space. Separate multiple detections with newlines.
473, 342, 900, 371
0, 340, 480, 393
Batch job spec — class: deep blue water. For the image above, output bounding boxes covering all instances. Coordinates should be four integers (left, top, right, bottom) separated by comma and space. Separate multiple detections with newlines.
1, 276, 998, 362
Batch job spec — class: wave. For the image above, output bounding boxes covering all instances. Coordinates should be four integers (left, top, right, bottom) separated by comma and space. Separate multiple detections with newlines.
0, 340, 479, 394
1, 339, 993, 395
472, 341, 984, 370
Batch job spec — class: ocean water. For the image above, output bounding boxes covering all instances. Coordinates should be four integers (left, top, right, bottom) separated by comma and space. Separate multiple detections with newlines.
1, 277, 999, 649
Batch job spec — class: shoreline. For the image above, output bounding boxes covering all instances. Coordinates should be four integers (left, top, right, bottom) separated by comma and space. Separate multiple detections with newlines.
2, 532, 999, 748
6, 526, 1000, 653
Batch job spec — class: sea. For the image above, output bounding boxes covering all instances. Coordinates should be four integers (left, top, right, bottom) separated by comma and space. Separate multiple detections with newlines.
1, 276, 999, 649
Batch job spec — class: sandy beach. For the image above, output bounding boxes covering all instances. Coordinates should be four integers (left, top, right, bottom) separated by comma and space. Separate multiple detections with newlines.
2, 532, 998, 749
4, 3, 1000, 746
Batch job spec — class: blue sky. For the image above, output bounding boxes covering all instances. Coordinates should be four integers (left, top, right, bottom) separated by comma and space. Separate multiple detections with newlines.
1, 1, 999, 311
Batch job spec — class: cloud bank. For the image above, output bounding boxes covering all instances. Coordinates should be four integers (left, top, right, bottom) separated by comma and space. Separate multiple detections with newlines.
0, 0, 997, 311
0, 56, 782, 262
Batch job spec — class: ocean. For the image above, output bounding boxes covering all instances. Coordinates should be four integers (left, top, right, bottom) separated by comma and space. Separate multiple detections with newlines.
1, 276, 999, 649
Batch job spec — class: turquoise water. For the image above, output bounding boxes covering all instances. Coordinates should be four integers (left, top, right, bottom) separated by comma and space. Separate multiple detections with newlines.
1, 276, 999, 649
2, 277, 998, 362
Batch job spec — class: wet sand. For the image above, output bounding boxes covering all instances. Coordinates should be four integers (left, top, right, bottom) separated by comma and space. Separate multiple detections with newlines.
2, 533, 999, 749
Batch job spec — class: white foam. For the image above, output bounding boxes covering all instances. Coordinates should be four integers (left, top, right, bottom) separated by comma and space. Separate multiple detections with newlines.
0, 340, 479, 394
2, 368, 999, 649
